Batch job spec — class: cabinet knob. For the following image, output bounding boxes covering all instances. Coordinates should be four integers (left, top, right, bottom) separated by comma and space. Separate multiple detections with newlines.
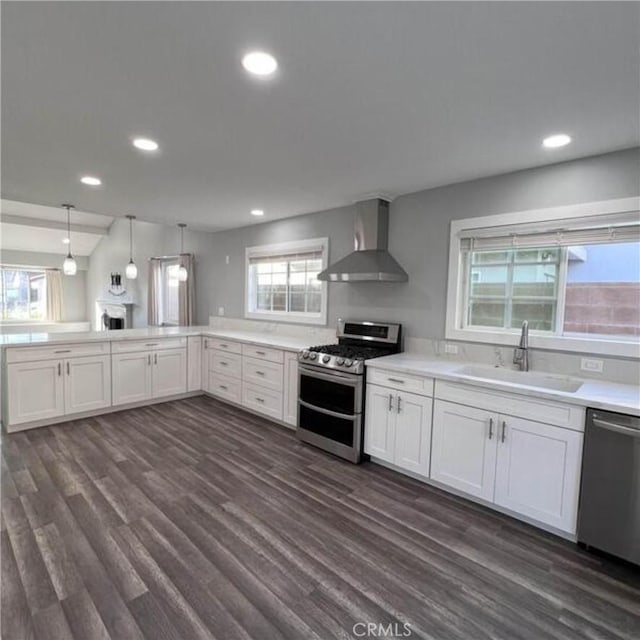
488, 418, 494, 440
501, 421, 507, 443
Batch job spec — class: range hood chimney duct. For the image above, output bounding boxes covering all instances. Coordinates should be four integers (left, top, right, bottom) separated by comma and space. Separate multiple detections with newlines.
317, 198, 408, 282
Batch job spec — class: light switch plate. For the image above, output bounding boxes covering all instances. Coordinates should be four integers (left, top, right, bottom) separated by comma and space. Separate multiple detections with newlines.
444, 343, 459, 355
225, 255, 230, 264
581, 358, 604, 373
218, 306, 225, 316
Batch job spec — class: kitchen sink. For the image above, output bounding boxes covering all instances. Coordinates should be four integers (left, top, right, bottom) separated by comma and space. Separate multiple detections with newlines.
455, 365, 583, 393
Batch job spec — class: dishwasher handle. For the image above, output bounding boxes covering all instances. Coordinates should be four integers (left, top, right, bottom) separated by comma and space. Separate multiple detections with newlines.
592, 417, 640, 438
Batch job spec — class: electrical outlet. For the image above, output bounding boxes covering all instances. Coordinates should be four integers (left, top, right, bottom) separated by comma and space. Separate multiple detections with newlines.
581, 358, 604, 373
218, 306, 225, 316
444, 343, 459, 355
225, 255, 230, 265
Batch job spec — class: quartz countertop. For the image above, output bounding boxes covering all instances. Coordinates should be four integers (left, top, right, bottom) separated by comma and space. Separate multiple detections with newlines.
366, 353, 640, 417
0, 326, 320, 353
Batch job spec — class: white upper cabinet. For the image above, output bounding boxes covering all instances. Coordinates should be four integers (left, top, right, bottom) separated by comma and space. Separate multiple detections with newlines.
64, 355, 111, 415
431, 400, 497, 501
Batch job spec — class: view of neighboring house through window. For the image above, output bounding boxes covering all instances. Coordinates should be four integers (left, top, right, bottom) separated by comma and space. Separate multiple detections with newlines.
0, 267, 47, 321
161, 259, 181, 325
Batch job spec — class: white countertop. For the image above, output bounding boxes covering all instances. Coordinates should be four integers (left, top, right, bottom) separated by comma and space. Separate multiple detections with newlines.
366, 353, 640, 417
0, 326, 318, 353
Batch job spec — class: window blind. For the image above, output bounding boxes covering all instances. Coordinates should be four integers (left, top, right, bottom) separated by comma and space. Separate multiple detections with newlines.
459, 211, 640, 251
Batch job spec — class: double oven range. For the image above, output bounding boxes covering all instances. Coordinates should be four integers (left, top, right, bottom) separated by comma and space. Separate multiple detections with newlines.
296, 320, 402, 463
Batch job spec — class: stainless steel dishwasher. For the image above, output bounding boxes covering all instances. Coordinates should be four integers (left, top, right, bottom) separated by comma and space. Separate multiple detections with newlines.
577, 409, 640, 565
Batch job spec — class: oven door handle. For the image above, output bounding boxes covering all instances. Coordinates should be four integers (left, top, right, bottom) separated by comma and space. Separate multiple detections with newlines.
298, 365, 360, 386
298, 399, 357, 421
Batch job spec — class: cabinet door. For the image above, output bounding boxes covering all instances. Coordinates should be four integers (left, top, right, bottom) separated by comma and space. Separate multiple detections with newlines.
152, 349, 187, 398
7, 360, 65, 426
494, 416, 583, 533
364, 384, 396, 463
431, 400, 497, 501
112, 352, 152, 406
64, 356, 111, 415
187, 336, 202, 392
283, 352, 299, 427
394, 391, 433, 476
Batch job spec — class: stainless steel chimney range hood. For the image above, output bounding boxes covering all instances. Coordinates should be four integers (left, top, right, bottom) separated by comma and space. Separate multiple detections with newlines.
317, 198, 408, 282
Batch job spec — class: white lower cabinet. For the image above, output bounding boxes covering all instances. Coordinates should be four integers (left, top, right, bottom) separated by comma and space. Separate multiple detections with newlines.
431, 401, 497, 501
365, 384, 432, 476
112, 348, 186, 406
7, 360, 65, 425
64, 355, 111, 415
431, 398, 583, 533
283, 352, 299, 427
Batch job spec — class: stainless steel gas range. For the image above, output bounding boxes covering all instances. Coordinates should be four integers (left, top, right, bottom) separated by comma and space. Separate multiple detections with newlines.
296, 319, 402, 463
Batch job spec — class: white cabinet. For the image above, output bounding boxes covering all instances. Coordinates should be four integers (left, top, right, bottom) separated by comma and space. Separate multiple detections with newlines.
112, 352, 152, 406
431, 401, 497, 501
152, 349, 187, 398
431, 397, 584, 533
365, 384, 432, 476
187, 336, 202, 392
283, 352, 299, 427
494, 416, 583, 533
7, 360, 65, 425
112, 349, 186, 406
64, 355, 111, 415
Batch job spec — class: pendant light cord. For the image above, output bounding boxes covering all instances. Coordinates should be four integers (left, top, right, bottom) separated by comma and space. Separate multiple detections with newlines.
129, 216, 133, 260
64, 204, 74, 257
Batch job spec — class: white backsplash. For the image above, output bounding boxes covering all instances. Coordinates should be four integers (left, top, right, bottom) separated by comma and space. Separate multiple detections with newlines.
208, 316, 336, 344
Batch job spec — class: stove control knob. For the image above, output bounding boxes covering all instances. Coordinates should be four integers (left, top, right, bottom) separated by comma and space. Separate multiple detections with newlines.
302, 351, 310, 359
336, 358, 345, 366
344, 359, 353, 367
309, 352, 317, 360
322, 355, 331, 364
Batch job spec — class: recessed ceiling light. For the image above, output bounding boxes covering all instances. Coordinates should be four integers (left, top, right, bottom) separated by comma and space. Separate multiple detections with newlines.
80, 175, 102, 186
251, 209, 265, 217
62, 237, 70, 244
242, 52, 278, 76
132, 137, 159, 151
543, 133, 571, 149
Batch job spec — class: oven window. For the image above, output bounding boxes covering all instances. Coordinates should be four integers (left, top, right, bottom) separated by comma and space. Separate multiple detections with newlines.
299, 372, 357, 415
299, 404, 355, 447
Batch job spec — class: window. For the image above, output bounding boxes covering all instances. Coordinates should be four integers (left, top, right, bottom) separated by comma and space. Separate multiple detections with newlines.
245, 238, 328, 324
160, 259, 181, 325
446, 197, 640, 357
0, 267, 47, 321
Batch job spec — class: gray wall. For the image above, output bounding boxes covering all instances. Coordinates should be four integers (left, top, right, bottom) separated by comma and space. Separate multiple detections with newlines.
87, 218, 215, 328
208, 147, 640, 340
0, 249, 88, 322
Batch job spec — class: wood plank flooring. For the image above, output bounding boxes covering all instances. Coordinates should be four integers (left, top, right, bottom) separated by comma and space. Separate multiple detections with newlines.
2, 395, 639, 640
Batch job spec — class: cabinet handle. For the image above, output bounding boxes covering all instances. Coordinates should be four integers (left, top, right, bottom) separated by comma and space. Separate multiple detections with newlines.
387, 377, 405, 384
397, 395, 402, 413
256, 371, 265, 376
146, 343, 159, 347
501, 421, 507, 443
255, 397, 265, 403
148, 354, 151, 366
256, 350, 266, 356
220, 361, 228, 366
54, 349, 71, 354
220, 344, 228, 348
66, 362, 70, 376
154, 353, 158, 365
388, 393, 393, 411
204, 339, 208, 349
57, 362, 61, 376
220, 385, 228, 390
488, 418, 494, 440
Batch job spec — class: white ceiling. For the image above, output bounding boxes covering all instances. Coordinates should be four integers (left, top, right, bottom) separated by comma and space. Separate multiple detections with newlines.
2, 2, 638, 231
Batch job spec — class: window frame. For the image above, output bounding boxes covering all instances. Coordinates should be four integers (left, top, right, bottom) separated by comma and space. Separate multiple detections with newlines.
0, 266, 48, 323
245, 238, 329, 326
445, 197, 640, 358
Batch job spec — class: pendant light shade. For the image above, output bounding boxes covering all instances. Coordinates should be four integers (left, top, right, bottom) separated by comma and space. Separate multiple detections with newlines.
125, 215, 138, 279
177, 223, 188, 281
62, 204, 77, 276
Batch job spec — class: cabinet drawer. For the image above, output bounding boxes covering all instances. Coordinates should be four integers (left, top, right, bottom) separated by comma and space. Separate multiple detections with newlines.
242, 382, 283, 421
112, 337, 186, 353
208, 373, 242, 404
367, 368, 433, 396
241, 343, 284, 364
6, 341, 110, 363
435, 381, 585, 431
243, 356, 283, 391
205, 338, 242, 354
209, 350, 242, 377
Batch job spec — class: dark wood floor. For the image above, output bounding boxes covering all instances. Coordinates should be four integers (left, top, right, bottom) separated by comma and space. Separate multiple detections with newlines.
2, 396, 639, 640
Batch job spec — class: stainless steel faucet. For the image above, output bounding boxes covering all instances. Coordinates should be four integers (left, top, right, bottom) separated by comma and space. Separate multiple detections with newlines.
513, 320, 529, 371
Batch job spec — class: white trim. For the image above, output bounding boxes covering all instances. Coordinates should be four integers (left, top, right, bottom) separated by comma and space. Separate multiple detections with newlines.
244, 237, 329, 326
445, 197, 640, 359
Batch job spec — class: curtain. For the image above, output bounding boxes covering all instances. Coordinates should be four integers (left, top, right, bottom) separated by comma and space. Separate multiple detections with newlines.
178, 253, 195, 326
45, 269, 63, 322
148, 258, 162, 325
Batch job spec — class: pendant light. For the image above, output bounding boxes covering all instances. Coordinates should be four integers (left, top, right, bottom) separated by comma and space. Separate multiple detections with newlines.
62, 204, 77, 276
125, 215, 138, 279
177, 223, 188, 282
